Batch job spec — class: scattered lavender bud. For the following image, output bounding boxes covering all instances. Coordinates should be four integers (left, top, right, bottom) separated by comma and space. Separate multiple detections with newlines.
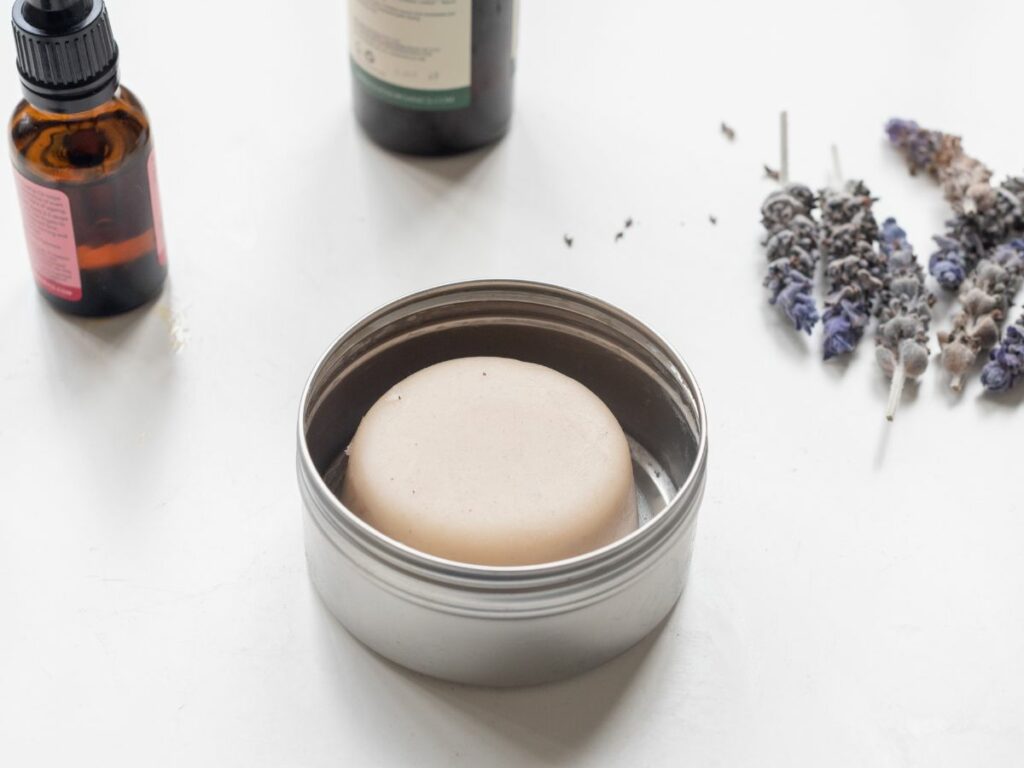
760, 184, 821, 334
874, 218, 934, 419
563, 234, 574, 248
982, 316, 1024, 392
938, 239, 1024, 390
721, 122, 736, 141
709, 215, 718, 225
764, 165, 781, 182
819, 181, 885, 359
614, 231, 624, 242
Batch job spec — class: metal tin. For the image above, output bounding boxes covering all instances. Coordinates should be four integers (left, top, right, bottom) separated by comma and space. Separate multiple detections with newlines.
297, 280, 708, 686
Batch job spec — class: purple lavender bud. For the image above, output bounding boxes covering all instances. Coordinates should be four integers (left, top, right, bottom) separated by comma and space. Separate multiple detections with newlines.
822, 299, 868, 360
879, 218, 908, 250
929, 235, 968, 289
993, 238, 1024, 265
884, 118, 918, 145
767, 267, 819, 334
981, 364, 1012, 392
945, 215, 988, 262
885, 118, 942, 173
982, 322, 1024, 392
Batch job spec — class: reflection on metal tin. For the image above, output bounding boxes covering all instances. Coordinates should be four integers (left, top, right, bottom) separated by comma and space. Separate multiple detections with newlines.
297, 280, 708, 686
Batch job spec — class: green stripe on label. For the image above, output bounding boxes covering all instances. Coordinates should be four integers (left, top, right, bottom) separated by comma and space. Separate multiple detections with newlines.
351, 61, 471, 111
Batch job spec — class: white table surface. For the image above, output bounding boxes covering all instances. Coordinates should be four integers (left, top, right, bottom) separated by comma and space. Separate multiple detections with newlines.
2, 1, 1022, 765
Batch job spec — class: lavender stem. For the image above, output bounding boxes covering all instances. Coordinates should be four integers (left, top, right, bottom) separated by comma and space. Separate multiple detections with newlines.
885, 365, 905, 421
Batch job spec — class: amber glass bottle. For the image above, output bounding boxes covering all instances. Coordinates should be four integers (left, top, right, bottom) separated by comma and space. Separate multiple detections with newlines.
349, 0, 517, 155
9, 0, 167, 317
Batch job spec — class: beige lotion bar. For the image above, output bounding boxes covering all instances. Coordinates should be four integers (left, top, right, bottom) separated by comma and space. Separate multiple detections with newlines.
340, 357, 638, 566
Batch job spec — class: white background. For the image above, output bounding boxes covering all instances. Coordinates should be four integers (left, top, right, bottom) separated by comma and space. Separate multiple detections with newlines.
1, 1, 1022, 765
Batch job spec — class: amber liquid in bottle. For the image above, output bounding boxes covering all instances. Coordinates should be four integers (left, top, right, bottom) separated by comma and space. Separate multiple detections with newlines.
10, 86, 166, 316
351, 0, 516, 156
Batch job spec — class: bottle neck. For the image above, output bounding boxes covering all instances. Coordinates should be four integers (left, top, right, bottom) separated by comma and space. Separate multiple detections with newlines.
20, 65, 120, 115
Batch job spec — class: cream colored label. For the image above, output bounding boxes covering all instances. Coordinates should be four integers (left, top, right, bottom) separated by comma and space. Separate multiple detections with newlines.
349, 0, 472, 110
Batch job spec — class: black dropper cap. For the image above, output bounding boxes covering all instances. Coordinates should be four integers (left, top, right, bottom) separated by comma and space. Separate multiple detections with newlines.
11, 0, 119, 113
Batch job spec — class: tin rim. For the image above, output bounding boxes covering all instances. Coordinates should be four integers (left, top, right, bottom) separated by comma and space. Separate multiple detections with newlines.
297, 280, 708, 598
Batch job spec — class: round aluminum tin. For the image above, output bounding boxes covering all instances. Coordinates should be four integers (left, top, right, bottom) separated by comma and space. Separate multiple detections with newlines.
297, 280, 708, 686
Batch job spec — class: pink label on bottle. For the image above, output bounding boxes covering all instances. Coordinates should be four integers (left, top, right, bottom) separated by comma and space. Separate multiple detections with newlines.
148, 150, 168, 266
14, 174, 82, 302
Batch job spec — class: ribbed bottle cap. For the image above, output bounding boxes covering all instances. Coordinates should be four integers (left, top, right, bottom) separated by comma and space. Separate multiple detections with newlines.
11, 0, 119, 113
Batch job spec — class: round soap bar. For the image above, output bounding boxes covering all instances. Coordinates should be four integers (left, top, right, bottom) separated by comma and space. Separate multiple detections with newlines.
340, 357, 638, 566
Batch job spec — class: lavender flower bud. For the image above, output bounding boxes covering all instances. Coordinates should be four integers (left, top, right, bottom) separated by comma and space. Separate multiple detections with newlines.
761, 184, 816, 232
929, 236, 968, 289
901, 340, 929, 377
939, 337, 976, 388
822, 299, 866, 359
885, 118, 943, 173
982, 320, 1024, 392
765, 263, 819, 333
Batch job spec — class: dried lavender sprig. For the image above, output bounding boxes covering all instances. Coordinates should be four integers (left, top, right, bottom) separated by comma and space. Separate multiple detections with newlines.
938, 239, 1024, 391
885, 118, 991, 212
885, 118, 1024, 290
874, 218, 934, 420
818, 180, 885, 359
761, 185, 820, 333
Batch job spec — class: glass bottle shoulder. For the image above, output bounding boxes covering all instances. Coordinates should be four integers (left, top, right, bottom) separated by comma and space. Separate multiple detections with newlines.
9, 86, 152, 185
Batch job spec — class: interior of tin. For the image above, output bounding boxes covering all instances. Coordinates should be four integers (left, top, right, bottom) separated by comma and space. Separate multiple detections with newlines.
303, 284, 704, 535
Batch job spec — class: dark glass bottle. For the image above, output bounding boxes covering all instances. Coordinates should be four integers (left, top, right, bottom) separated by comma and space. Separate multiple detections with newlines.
9, 0, 167, 317
350, 0, 517, 156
